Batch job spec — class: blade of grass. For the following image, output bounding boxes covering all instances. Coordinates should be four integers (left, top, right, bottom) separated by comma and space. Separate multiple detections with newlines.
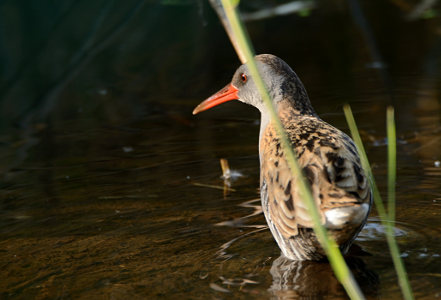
343, 104, 414, 300
219, 1, 364, 299
387, 107, 396, 222
343, 105, 386, 217
386, 106, 413, 300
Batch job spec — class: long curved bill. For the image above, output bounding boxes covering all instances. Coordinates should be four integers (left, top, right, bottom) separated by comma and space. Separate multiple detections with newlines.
192, 84, 239, 115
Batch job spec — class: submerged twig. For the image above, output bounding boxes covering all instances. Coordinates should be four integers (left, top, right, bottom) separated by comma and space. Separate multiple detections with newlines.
192, 182, 237, 192
220, 158, 232, 196
220, 158, 231, 179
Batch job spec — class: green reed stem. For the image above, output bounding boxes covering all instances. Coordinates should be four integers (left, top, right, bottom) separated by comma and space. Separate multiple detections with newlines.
343, 105, 386, 217
387, 107, 396, 223
219, 1, 364, 299
344, 105, 414, 300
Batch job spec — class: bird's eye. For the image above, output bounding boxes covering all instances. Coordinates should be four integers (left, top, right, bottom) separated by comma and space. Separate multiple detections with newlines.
240, 73, 247, 83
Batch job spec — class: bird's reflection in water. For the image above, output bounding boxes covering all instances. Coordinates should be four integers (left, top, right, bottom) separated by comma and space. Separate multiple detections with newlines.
269, 254, 379, 299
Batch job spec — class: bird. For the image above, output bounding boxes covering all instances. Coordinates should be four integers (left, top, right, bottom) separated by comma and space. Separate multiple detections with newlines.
193, 54, 372, 260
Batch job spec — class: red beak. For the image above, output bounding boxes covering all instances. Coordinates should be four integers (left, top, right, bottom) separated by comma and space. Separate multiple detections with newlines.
192, 84, 239, 115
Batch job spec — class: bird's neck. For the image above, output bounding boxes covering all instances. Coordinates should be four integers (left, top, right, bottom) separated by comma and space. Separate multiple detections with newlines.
279, 98, 315, 115
258, 98, 316, 131
274, 73, 316, 117
257, 99, 317, 163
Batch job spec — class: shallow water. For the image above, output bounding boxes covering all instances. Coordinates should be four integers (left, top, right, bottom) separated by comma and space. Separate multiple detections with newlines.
1, 1, 441, 299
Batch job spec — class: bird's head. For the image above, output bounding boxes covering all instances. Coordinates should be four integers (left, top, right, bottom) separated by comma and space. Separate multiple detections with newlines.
193, 54, 315, 116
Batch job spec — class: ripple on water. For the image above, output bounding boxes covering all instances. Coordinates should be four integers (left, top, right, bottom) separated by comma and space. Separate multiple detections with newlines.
358, 217, 441, 258
357, 217, 441, 298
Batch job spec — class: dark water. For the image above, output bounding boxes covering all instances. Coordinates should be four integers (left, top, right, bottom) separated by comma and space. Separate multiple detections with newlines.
1, 1, 441, 299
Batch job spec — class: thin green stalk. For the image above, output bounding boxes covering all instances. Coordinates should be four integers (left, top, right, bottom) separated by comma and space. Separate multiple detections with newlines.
220, 1, 364, 299
343, 105, 414, 300
387, 107, 396, 222
343, 105, 386, 218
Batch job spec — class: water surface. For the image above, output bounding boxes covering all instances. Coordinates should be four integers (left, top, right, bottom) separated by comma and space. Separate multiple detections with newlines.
1, 1, 441, 299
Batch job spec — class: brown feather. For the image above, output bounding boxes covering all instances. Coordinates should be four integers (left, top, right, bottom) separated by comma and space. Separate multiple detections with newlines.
260, 104, 371, 259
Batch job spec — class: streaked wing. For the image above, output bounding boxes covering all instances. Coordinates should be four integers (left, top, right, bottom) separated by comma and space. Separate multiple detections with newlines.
260, 115, 371, 240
